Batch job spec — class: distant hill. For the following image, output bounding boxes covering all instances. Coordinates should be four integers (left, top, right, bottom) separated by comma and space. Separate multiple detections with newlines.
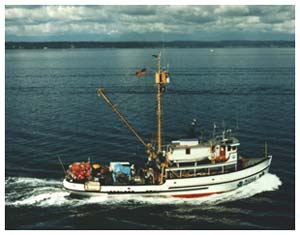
5, 40, 295, 49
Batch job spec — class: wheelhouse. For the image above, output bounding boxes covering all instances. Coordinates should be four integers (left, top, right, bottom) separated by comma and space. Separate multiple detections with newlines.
165, 134, 241, 179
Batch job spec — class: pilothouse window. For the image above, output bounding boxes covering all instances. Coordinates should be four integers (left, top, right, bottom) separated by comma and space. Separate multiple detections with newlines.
179, 161, 196, 167
186, 148, 191, 155
210, 167, 222, 175
196, 168, 208, 176
224, 164, 236, 173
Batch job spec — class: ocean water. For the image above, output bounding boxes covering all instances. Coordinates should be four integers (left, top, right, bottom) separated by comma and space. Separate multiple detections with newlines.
5, 48, 295, 229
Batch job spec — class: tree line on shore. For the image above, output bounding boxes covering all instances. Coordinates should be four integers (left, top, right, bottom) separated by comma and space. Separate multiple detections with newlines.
5, 40, 295, 49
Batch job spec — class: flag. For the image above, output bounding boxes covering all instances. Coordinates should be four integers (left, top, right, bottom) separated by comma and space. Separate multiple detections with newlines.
135, 68, 146, 77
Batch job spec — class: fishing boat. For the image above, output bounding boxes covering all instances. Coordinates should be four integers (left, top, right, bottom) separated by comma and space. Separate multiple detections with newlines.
62, 53, 272, 198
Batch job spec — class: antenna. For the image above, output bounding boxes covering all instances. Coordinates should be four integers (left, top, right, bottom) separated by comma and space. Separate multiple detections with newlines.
227, 129, 232, 138
221, 120, 226, 140
235, 119, 239, 130
213, 121, 216, 138
222, 119, 225, 130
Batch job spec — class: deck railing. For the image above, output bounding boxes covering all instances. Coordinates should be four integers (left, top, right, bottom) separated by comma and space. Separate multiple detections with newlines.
165, 161, 237, 179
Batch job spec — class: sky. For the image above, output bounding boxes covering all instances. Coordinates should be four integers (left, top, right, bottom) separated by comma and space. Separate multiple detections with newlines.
5, 5, 295, 41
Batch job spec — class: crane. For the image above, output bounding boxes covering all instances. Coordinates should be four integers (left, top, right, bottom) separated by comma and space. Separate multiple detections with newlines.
97, 88, 155, 158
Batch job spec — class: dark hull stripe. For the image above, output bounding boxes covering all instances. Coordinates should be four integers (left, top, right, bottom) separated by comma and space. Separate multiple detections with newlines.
171, 191, 228, 198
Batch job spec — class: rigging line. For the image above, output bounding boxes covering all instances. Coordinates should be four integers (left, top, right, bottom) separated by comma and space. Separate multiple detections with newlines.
58, 156, 67, 175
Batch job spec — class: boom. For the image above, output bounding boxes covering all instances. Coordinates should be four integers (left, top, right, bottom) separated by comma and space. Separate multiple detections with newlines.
97, 88, 148, 148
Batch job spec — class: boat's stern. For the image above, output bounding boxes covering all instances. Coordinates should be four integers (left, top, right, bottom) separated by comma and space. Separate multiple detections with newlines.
63, 178, 85, 193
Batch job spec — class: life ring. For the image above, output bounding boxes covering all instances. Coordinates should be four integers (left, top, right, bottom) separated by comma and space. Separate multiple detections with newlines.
215, 154, 229, 162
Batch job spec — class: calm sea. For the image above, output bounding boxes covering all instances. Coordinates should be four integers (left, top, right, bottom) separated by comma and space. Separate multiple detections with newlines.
5, 48, 295, 229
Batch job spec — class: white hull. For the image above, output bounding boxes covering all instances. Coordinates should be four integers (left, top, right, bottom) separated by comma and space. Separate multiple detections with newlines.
63, 156, 271, 198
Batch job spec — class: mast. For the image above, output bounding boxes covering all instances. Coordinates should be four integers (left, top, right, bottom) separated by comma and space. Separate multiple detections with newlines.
157, 84, 162, 152
157, 53, 162, 153
154, 52, 169, 154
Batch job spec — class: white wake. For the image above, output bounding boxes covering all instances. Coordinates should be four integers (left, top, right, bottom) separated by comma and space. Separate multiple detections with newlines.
5, 173, 282, 208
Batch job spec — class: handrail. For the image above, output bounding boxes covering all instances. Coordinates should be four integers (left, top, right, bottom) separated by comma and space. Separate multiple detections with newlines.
166, 161, 236, 172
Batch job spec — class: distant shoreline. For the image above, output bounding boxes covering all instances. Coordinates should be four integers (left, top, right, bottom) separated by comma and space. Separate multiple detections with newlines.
5, 40, 295, 49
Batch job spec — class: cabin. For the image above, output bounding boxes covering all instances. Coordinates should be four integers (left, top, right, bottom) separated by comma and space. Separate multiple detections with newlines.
165, 135, 241, 179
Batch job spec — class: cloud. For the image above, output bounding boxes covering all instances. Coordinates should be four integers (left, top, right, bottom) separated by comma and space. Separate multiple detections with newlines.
117, 5, 157, 16
214, 5, 251, 16
5, 5, 295, 41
